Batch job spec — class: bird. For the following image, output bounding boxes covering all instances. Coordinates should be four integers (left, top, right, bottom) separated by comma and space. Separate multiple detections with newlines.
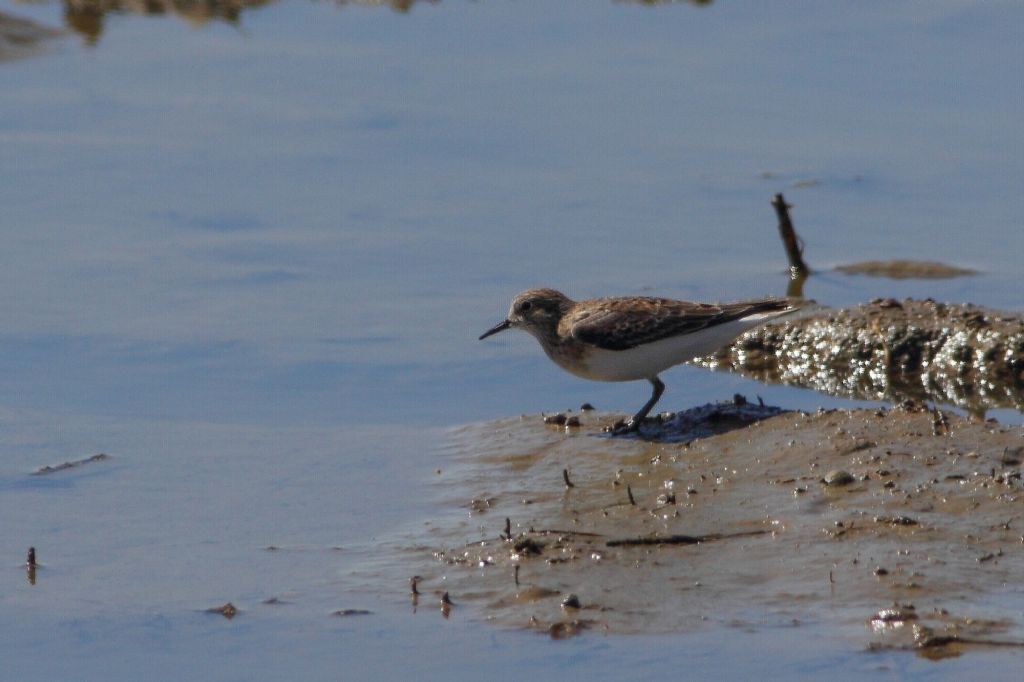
479, 288, 796, 433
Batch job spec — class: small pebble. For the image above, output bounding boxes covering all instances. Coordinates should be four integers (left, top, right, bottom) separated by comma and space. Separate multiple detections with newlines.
207, 603, 238, 619
549, 620, 586, 639
823, 470, 855, 487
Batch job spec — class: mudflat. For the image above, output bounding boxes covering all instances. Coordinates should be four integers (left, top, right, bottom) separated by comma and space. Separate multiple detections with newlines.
420, 392, 1024, 655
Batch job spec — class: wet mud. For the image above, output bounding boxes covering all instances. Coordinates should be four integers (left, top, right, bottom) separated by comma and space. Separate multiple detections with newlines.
708, 298, 1024, 413
835, 260, 978, 280
417, 400, 1024, 653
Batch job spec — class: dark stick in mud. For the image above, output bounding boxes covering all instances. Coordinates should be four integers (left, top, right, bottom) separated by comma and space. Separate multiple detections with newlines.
26, 546, 37, 585
771, 193, 810, 280
516, 529, 603, 537
606, 529, 769, 547
562, 469, 574, 488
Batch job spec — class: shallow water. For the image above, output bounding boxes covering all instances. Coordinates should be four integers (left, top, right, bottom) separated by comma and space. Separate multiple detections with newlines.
1, 0, 1023, 679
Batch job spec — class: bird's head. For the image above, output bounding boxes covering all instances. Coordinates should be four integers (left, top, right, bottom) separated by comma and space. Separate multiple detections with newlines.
479, 288, 574, 341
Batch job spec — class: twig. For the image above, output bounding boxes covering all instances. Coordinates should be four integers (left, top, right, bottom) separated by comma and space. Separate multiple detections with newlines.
520, 529, 604, 538
606, 529, 768, 547
771, 193, 810, 279
932, 406, 950, 436
916, 634, 1024, 650
26, 547, 37, 586
562, 469, 574, 488
32, 453, 110, 476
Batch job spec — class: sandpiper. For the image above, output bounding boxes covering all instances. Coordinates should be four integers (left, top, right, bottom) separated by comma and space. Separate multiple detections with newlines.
479, 288, 796, 433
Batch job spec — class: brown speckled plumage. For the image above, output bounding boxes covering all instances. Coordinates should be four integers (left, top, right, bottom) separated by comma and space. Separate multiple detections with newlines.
563, 296, 790, 351
480, 288, 796, 433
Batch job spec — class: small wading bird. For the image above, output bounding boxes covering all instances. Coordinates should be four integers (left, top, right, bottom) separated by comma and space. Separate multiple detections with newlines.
479, 288, 796, 433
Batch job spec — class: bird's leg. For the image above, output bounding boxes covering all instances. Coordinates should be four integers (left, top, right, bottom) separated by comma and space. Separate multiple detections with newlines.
614, 376, 665, 434
629, 376, 665, 428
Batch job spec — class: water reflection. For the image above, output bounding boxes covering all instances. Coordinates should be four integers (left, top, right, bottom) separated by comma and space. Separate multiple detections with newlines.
628, 0, 711, 5
334, 0, 440, 14
0, 11, 63, 61
17, 0, 714, 46
60, 0, 274, 44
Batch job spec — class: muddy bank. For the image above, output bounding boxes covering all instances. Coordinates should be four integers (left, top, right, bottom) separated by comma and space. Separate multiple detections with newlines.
416, 401, 1024, 653
708, 298, 1024, 413
835, 260, 977, 280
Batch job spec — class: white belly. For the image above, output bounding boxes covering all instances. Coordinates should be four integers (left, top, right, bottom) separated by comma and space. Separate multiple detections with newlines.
569, 317, 769, 382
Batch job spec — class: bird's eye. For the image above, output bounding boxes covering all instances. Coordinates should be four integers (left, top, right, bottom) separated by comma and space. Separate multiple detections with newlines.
518, 300, 533, 313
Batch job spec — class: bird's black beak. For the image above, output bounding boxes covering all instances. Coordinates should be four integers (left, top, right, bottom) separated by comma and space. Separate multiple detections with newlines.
479, 319, 511, 340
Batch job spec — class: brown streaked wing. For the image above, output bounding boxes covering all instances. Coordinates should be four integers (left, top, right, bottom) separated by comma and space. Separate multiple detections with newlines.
565, 298, 720, 351
567, 297, 790, 351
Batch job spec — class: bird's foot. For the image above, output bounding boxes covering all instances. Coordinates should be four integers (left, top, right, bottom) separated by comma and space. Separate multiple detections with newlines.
608, 418, 642, 436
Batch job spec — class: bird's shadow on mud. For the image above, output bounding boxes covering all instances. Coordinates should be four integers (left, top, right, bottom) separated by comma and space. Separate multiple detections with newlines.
603, 394, 790, 444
